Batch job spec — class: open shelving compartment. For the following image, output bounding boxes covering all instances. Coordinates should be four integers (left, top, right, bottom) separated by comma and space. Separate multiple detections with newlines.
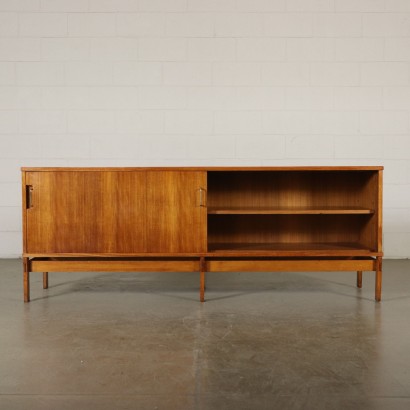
206, 170, 380, 256
205, 168, 382, 301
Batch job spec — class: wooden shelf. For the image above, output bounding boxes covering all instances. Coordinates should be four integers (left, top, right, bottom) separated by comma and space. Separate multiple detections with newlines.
208, 242, 377, 256
208, 206, 374, 215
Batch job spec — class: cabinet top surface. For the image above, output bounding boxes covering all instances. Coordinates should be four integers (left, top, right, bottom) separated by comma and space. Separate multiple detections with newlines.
21, 166, 384, 172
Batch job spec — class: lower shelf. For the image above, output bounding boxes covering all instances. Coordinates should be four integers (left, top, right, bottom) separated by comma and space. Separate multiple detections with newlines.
207, 242, 377, 256
206, 257, 376, 272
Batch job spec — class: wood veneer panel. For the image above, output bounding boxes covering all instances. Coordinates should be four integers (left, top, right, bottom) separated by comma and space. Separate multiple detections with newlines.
146, 171, 207, 253
25, 171, 146, 253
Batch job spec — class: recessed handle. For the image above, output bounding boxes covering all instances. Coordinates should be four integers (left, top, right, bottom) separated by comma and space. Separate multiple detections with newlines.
198, 187, 206, 207
26, 185, 33, 209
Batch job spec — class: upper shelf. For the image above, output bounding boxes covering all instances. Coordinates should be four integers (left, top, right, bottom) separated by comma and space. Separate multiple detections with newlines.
207, 206, 375, 215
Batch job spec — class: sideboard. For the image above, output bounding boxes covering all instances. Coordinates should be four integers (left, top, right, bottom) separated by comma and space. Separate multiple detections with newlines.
22, 166, 383, 302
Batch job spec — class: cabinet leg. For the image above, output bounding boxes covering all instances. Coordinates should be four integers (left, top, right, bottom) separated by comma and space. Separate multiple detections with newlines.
375, 257, 382, 302
200, 257, 206, 302
43, 272, 49, 289
357, 271, 363, 288
200, 271, 205, 302
23, 257, 30, 303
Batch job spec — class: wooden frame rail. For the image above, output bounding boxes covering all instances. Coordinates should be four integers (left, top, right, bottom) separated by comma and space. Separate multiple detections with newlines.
23, 256, 382, 303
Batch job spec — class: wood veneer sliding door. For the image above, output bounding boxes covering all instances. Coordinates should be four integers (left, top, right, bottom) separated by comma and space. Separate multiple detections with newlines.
146, 171, 207, 253
25, 171, 146, 254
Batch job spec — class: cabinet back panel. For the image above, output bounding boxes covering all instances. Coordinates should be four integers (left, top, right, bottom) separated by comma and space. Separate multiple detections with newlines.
208, 171, 377, 209
208, 214, 372, 248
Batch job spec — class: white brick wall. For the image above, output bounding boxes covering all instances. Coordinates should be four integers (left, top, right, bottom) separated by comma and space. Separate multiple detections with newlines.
0, 2, 409, 258
0, 12, 19, 36
20, 13, 67, 37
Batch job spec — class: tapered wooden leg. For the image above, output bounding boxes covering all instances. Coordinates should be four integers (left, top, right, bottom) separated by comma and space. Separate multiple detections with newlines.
375, 257, 382, 302
200, 257, 206, 302
23, 257, 30, 303
43, 272, 49, 289
357, 271, 362, 288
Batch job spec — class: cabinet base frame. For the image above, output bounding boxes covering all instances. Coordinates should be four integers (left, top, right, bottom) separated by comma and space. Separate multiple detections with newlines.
23, 256, 381, 303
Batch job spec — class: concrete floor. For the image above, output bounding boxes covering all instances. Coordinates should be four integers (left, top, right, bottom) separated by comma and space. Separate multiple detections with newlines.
1, 259, 410, 410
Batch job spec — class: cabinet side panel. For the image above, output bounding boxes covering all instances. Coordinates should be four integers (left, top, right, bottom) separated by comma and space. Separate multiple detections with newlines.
21, 170, 27, 254
377, 170, 383, 253
359, 171, 380, 252
25, 171, 147, 254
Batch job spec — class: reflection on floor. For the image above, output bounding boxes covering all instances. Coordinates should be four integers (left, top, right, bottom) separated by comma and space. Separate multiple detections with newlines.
1, 259, 410, 410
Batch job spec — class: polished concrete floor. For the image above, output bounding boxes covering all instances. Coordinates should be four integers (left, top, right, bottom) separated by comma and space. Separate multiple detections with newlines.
1, 259, 410, 409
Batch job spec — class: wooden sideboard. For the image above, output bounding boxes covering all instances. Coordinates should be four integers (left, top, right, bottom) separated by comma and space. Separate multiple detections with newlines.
22, 166, 383, 302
